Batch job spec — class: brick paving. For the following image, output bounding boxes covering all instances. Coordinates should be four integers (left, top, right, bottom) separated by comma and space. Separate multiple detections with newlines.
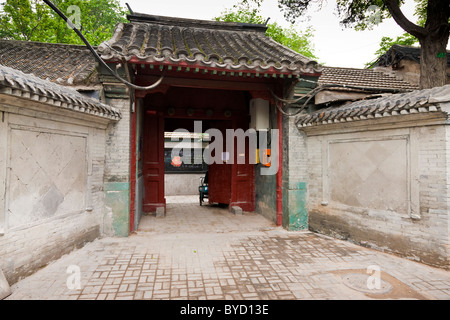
5, 196, 450, 300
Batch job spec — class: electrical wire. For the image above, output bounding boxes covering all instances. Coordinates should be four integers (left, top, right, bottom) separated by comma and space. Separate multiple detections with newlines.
268, 83, 322, 105
270, 80, 411, 117
42, 0, 164, 91
270, 83, 324, 117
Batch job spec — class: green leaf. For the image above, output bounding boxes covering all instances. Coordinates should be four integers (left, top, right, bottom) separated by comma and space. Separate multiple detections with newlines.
0, 0, 127, 45
215, 3, 318, 60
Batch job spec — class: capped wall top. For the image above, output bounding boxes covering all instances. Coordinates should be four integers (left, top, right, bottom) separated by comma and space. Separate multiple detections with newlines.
296, 84, 450, 128
0, 64, 121, 121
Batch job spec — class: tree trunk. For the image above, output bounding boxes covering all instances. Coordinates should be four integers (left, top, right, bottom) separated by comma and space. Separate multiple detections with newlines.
417, 0, 450, 89
384, 0, 449, 89
418, 35, 448, 89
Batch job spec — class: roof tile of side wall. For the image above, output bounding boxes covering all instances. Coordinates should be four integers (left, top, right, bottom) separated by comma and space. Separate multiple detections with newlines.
97, 13, 322, 76
374, 44, 450, 67
319, 67, 420, 91
0, 40, 99, 87
0, 64, 121, 121
296, 84, 450, 127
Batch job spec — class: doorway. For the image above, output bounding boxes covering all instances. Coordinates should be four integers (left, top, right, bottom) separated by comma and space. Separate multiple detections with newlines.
141, 87, 255, 214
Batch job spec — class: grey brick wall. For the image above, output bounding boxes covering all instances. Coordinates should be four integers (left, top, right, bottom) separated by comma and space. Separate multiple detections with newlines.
303, 120, 450, 269
282, 111, 309, 230
103, 95, 132, 237
0, 104, 111, 284
104, 97, 131, 183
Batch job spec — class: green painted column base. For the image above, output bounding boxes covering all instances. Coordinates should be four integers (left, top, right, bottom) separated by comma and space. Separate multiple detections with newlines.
104, 182, 130, 237
283, 182, 308, 230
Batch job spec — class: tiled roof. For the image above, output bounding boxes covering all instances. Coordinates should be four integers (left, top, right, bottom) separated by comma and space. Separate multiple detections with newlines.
318, 67, 419, 92
0, 64, 121, 121
0, 39, 98, 87
296, 84, 450, 127
97, 13, 322, 76
374, 44, 450, 67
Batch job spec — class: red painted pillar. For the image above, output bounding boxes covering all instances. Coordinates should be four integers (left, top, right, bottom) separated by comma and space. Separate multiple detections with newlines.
276, 101, 283, 226
130, 100, 137, 233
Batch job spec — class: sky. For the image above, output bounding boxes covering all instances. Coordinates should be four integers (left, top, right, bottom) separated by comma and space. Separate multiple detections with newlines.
119, 0, 421, 69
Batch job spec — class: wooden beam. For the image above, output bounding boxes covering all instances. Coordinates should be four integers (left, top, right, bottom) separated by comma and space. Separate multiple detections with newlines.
135, 75, 274, 92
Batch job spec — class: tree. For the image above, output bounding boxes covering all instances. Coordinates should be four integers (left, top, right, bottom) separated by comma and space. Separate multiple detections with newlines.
0, 0, 127, 46
368, 0, 427, 67
242, 0, 449, 89
215, 3, 318, 60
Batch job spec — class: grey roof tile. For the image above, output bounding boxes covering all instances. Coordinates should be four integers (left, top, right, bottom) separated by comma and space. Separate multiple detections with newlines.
318, 67, 419, 91
0, 64, 120, 121
373, 44, 450, 68
97, 13, 321, 75
296, 84, 450, 127
0, 39, 99, 87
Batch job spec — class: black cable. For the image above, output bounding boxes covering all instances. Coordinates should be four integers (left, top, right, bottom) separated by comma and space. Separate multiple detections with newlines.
268, 84, 323, 105
42, 0, 164, 91
270, 84, 327, 117
270, 81, 411, 117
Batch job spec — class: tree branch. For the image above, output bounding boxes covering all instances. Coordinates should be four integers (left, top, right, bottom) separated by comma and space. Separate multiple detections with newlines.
383, 0, 426, 38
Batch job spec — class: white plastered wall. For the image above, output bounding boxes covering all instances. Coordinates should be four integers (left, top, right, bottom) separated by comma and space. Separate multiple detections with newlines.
0, 96, 110, 284
303, 113, 449, 269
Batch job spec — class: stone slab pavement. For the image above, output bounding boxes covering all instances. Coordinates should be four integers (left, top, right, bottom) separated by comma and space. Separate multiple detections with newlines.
4, 196, 450, 301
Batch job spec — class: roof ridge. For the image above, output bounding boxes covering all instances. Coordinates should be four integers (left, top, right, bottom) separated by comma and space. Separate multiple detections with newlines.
98, 18, 321, 75
322, 66, 371, 71
0, 39, 95, 50
127, 13, 268, 32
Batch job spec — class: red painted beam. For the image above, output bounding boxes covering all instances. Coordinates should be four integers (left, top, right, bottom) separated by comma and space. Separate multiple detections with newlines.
134, 74, 272, 92
129, 100, 137, 233
276, 101, 283, 227
126, 57, 322, 78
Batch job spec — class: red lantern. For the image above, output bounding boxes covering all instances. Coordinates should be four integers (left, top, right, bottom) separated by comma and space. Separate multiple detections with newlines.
171, 156, 182, 167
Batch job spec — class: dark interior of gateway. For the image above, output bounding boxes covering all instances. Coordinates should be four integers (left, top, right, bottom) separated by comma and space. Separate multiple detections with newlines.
140, 86, 258, 214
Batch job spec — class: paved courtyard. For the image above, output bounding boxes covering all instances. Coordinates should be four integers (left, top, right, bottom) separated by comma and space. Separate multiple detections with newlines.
5, 196, 450, 300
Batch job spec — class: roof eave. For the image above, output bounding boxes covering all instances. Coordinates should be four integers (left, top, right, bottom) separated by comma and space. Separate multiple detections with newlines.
0, 66, 121, 121
100, 56, 322, 79
296, 85, 450, 129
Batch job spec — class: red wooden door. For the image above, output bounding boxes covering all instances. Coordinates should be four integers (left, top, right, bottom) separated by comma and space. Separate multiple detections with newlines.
207, 119, 255, 211
142, 111, 165, 212
208, 121, 232, 205
208, 163, 232, 205
231, 118, 255, 212
232, 155, 255, 211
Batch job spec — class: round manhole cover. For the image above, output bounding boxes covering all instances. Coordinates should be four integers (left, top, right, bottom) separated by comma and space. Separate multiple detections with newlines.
342, 273, 393, 295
